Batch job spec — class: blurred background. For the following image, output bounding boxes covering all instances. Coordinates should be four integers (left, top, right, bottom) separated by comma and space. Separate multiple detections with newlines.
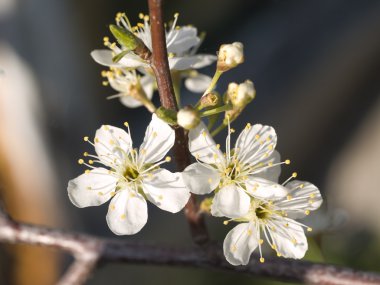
1, 0, 380, 284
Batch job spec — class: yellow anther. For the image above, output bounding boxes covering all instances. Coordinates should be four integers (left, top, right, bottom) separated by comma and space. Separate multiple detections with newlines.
268, 144, 273, 150
208, 178, 213, 184
268, 162, 273, 167
310, 193, 315, 198
292, 238, 297, 245
124, 121, 129, 127
83, 136, 89, 142
216, 144, 220, 149
103, 36, 109, 42
110, 204, 115, 211
309, 199, 314, 204
165, 156, 171, 162
230, 128, 235, 133
259, 239, 264, 245
120, 214, 126, 220
305, 210, 310, 215
246, 123, 251, 129
143, 15, 149, 21
84, 170, 90, 174
174, 12, 179, 18
83, 152, 88, 157
260, 257, 265, 263
307, 227, 313, 232
202, 131, 207, 137
230, 245, 237, 252
271, 244, 277, 250
255, 134, 260, 140
223, 220, 229, 225
287, 195, 292, 200
101, 70, 108, 77
247, 229, 252, 236
88, 160, 94, 165
299, 184, 305, 188
285, 223, 289, 227
152, 131, 158, 138
78, 159, 84, 164
285, 159, 291, 165
98, 192, 104, 196
110, 191, 116, 197
277, 252, 282, 257
292, 172, 297, 178
102, 81, 109, 86
138, 13, 144, 19
137, 22, 144, 28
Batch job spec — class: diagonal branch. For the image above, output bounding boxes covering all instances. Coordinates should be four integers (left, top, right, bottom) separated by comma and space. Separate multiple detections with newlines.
147, 0, 209, 245
1, 210, 380, 285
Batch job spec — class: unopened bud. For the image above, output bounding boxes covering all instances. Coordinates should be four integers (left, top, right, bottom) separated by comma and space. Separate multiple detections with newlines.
199, 91, 221, 109
177, 106, 200, 130
217, 42, 244, 72
227, 80, 255, 108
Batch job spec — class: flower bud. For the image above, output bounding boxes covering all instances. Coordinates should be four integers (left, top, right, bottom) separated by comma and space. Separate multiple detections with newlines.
227, 80, 255, 108
198, 91, 221, 110
217, 42, 244, 71
177, 106, 200, 130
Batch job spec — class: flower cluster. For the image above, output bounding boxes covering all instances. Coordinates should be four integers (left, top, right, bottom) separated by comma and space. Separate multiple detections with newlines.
68, 11, 323, 267
92, 12, 216, 109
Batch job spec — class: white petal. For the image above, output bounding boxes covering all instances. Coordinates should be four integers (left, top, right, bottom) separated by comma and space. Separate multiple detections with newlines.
106, 188, 148, 235
255, 150, 281, 183
182, 163, 220, 195
118, 94, 144, 108
138, 114, 175, 164
140, 74, 155, 100
188, 121, 224, 165
142, 169, 190, 213
167, 26, 200, 54
168, 55, 217, 70
211, 184, 250, 218
235, 124, 277, 166
184, 73, 212, 93
68, 168, 117, 208
270, 219, 308, 259
169, 56, 198, 70
91, 49, 145, 68
94, 125, 132, 166
190, 54, 217, 69
223, 222, 258, 266
245, 177, 288, 199
276, 180, 323, 219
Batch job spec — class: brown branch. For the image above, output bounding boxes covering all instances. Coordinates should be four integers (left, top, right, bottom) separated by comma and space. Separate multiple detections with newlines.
1, 211, 380, 285
147, 0, 209, 246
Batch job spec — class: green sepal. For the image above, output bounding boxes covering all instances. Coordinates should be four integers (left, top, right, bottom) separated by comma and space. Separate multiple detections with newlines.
155, 107, 178, 125
109, 24, 139, 50
112, 50, 131, 63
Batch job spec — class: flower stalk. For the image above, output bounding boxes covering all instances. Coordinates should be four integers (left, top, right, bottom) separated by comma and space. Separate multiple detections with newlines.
148, 0, 209, 245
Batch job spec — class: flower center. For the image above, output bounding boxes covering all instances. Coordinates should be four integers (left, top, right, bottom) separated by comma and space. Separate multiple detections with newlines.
123, 166, 139, 181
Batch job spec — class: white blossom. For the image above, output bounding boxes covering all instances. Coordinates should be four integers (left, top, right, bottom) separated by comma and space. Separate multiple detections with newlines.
223, 180, 322, 265
102, 68, 155, 111
182, 121, 289, 218
217, 42, 244, 71
68, 115, 190, 235
227, 80, 255, 108
91, 12, 216, 93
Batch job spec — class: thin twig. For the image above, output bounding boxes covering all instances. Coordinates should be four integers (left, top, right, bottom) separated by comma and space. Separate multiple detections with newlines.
1, 211, 380, 285
147, 0, 209, 245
